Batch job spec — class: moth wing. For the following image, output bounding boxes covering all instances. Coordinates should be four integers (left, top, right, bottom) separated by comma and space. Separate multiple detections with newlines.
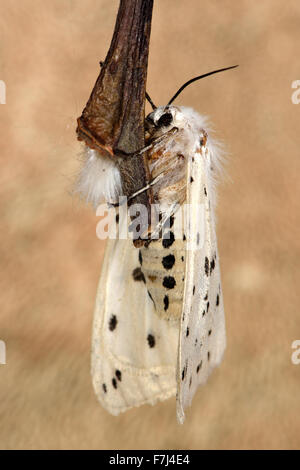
92, 214, 179, 416
176, 141, 226, 423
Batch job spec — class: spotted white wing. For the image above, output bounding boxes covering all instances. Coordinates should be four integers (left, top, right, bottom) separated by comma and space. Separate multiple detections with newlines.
91, 214, 179, 415
176, 140, 226, 424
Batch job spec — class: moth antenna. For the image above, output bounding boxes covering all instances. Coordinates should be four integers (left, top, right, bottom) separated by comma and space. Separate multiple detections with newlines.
167, 65, 238, 105
146, 92, 157, 110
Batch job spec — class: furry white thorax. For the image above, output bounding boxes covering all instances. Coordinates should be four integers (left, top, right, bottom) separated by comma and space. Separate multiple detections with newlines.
76, 106, 224, 208
76, 147, 122, 207
147, 105, 223, 170
147, 105, 224, 209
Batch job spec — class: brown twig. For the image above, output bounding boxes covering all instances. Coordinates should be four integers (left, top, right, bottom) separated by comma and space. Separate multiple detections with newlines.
77, 0, 154, 227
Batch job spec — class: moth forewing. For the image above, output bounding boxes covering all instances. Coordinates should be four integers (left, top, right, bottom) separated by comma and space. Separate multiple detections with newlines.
176, 138, 226, 423
176, 141, 207, 423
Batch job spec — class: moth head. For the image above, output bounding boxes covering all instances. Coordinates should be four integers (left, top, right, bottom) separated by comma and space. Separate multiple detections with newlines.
145, 106, 187, 141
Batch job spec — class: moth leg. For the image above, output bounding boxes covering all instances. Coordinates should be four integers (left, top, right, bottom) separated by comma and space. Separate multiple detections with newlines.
109, 128, 179, 208
143, 202, 179, 246
120, 128, 179, 203
107, 201, 123, 208
127, 173, 165, 202
109, 129, 179, 210
151, 202, 179, 238
134, 127, 178, 157
117, 127, 178, 162
107, 171, 165, 208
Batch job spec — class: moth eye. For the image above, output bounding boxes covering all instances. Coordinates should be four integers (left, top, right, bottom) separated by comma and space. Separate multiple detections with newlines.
146, 115, 155, 125
157, 112, 173, 127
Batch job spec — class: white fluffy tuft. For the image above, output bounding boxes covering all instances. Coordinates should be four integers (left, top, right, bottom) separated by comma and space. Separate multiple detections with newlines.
177, 106, 226, 177
178, 107, 226, 203
75, 148, 122, 208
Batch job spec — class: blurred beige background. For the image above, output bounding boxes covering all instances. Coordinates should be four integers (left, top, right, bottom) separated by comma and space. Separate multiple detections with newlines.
1, 0, 300, 450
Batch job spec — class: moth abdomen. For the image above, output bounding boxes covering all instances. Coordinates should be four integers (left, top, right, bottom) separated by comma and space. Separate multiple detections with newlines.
141, 237, 186, 321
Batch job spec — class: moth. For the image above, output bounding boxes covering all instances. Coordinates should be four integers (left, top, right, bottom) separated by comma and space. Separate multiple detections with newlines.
77, 66, 237, 423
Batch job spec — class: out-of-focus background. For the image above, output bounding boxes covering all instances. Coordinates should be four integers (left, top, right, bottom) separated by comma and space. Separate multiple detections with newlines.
1, 0, 300, 450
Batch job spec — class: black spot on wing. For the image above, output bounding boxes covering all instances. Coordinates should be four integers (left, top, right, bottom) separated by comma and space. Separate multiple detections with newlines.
205, 257, 209, 276
163, 295, 169, 311
162, 231, 175, 248
193, 285, 195, 295
115, 213, 119, 224
190, 176, 194, 183
204, 187, 207, 196
112, 378, 117, 389
216, 294, 220, 306
115, 370, 122, 381
163, 276, 176, 289
132, 267, 146, 283
196, 361, 202, 373
210, 258, 215, 274
102, 383, 107, 393
207, 351, 210, 361
147, 334, 155, 348
163, 215, 174, 229
109, 315, 117, 331
182, 361, 188, 381
208, 329, 212, 336
206, 302, 210, 313
138, 250, 143, 265
162, 254, 175, 270
186, 327, 189, 337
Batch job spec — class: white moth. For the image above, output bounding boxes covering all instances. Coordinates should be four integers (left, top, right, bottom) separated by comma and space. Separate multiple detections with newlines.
77, 67, 235, 423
